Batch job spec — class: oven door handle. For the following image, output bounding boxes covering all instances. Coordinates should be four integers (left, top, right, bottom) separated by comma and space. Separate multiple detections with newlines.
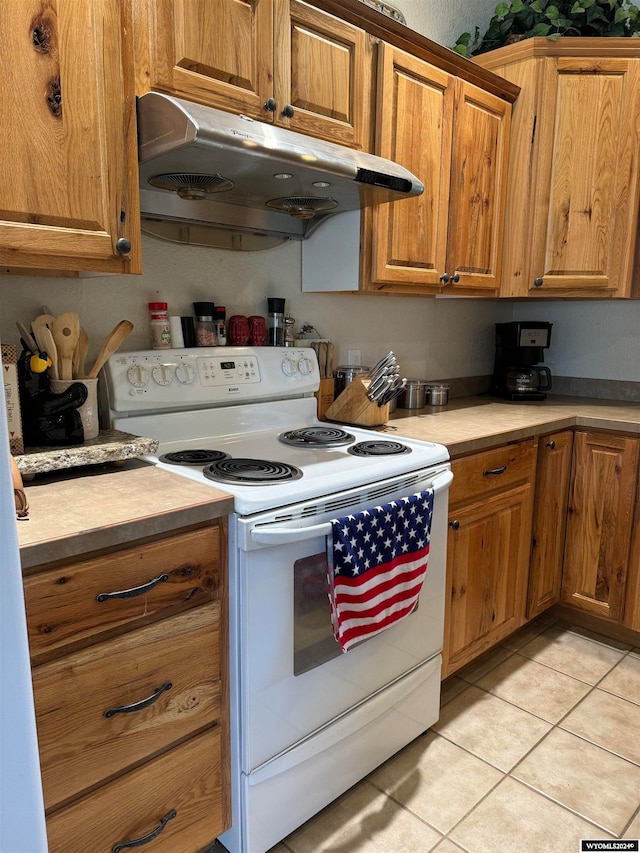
249, 468, 453, 545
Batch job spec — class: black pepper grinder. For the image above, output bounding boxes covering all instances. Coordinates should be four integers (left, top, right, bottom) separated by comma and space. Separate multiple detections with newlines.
267, 298, 286, 346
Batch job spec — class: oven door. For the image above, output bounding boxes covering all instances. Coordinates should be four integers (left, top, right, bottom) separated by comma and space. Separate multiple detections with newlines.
231, 464, 452, 773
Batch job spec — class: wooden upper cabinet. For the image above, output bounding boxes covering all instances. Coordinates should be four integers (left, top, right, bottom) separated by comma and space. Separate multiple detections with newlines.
133, 0, 373, 149
475, 40, 640, 298
136, 0, 274, 117
364, 45, 509, 295
366, 46, 452, 291
0, 0, 141, 275
562, 431, 639, 623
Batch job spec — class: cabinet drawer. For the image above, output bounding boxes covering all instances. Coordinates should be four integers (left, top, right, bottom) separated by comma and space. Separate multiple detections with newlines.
34, 604, 221, 811
45, 726, 227, 853
24, 527, 219, 660
450, 440, 535, 506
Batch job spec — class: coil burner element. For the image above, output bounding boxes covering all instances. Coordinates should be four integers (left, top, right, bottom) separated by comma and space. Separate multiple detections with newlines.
159, 449, 230, 465
279, 427, 355, 448
347, 440, 412, 457
203, 458, 303, 484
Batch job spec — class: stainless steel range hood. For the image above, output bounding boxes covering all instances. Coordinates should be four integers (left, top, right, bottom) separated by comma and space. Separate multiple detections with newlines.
137, 92, 423, 251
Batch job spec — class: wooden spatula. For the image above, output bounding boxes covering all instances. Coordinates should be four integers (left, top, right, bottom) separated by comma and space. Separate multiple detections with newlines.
51, 312, 80, 380
87, 320, 133, 379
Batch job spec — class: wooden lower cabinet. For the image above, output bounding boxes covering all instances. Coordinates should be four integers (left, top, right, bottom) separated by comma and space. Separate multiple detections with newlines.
23, 522, 229, 852
443, 440, 535, 676
561, 431, 639, 623
527, 431, 574, 618
45, 727, 224, 853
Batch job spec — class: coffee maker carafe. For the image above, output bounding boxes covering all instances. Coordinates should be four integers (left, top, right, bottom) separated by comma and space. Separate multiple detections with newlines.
492, 321, 553, 400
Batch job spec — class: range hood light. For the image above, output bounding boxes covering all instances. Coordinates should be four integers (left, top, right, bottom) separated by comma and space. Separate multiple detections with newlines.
273, 172, 294, 180
312, 180, 331, 188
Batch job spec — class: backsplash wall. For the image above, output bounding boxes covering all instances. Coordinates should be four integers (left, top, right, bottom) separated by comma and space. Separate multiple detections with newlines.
0, 234, 511, 382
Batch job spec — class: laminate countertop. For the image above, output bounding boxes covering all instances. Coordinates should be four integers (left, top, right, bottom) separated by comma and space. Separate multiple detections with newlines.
385, 395, 640, 457
17, 461, 234, 570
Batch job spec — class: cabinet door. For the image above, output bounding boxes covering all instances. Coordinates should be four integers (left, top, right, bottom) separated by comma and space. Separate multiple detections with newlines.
443, 80, 510, 293
274, 0, 373, 148
623, 479, 640, 632
0, 0, 141, 274
444, 485, 532, 676
528, 431, 573, 618
562, 432, 639, 622
140, 0, 274, 118
529, 57, 640, 296
365, 45, 453, 292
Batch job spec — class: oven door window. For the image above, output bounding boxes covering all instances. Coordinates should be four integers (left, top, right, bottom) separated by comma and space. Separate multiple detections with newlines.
293, 551, 419, 676
294, 552, 339, 675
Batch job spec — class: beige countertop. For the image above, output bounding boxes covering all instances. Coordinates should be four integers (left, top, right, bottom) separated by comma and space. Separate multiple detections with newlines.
385, 395, 640, 456
17, 395, 640, 568
18, 462, 234, 570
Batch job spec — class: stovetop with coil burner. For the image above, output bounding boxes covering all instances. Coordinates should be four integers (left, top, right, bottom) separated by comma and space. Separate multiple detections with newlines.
105, 347, 449, 514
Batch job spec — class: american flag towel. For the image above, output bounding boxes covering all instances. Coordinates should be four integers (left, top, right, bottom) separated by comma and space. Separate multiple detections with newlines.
326, 489, 435, 652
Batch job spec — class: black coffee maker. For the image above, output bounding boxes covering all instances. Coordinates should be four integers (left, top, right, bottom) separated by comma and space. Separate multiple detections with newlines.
492, 321, 553, 400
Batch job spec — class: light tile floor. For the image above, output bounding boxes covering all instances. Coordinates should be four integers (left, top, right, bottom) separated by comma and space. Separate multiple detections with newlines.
262, 618, 640, 853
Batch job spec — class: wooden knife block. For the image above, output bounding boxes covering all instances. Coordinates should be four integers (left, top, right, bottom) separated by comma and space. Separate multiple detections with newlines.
324, 377, 389, 427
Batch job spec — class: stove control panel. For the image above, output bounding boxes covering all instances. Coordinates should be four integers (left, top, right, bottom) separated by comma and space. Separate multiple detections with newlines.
104, 347, 320, 413
197, 355, 259, 386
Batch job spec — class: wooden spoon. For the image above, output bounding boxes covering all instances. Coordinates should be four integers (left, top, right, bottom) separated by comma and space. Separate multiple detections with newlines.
51, 312, 80, 380
73, 328, 89, 379
87, 320, 133, 379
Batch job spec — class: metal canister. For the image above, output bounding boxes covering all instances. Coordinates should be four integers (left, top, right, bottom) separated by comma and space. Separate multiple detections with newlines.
398, 379, 427, 409
333, 365, 371, 396
426, 383, 450, 406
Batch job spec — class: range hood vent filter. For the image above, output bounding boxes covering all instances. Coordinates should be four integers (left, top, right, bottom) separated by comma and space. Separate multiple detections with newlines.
266, 196, 338, 219
148, 172, 234, 200
137, 92, 424, 249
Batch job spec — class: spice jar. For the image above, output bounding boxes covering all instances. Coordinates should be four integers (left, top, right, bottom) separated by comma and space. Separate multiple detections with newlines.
148, 302, 171, 350
214, 306, 227, 346
193, 302, 217, 347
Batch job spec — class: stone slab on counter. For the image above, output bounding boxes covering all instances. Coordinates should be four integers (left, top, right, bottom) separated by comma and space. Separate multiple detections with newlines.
15, 429, 159, 476
385, 396, 640, 456
18, 464, 234, 570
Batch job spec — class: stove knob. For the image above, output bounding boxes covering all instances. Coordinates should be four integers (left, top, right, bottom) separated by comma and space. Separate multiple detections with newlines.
175, 363, 195, 385
298, 356, 313, 376
281, 356, 298, 377
152, 364, 174, 386
127, 364, 149, 387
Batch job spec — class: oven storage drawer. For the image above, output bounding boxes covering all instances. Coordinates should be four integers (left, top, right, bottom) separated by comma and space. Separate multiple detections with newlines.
45, 727, 225, 853
23, 527, 220, 660
449, 439, 535, 506
33, 604, 221, 811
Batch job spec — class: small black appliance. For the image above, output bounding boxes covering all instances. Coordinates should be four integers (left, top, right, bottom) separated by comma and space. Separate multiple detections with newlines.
492, 321, 553, 400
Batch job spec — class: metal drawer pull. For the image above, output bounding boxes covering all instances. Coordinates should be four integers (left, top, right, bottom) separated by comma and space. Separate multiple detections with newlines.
482, 465, 507, 476
112, 809, 177, 852
104, 682, 172, 719
546, 440, 556, 449
449, 520, 460, 530
96, 574, 169, 603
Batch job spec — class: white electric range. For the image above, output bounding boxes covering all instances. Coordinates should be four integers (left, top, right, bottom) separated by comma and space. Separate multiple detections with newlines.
104, 347, 452, 853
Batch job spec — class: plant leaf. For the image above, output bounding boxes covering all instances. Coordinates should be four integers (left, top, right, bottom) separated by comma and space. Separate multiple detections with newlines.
546, 4, 561, 21
570, 2, 585, 13
494, 2, 510, 17
614, 7, 630, 23
547, 30, 563, 38
532, 21, 553, 33
453, 43, 468, 56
